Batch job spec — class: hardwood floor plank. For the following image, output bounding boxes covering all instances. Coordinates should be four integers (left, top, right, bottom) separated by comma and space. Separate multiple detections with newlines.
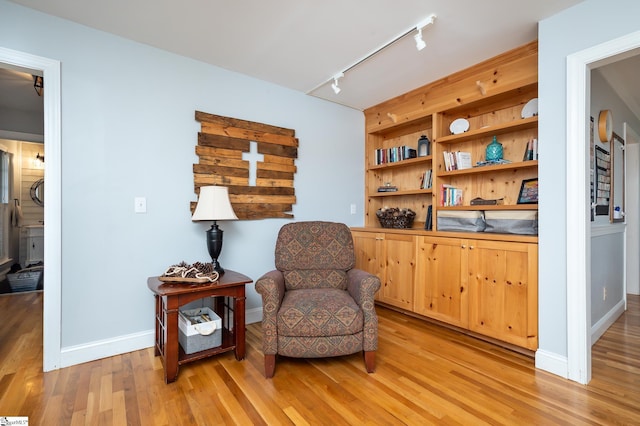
1, 292, 639, 425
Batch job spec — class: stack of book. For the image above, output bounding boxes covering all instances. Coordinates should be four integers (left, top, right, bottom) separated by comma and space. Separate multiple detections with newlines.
523, 138, 538, 161
440, 184, 463, 206
420, 169, 433, 189
375, 146, 417, 165
377, 185, 398, 192
442, 151, 472, 171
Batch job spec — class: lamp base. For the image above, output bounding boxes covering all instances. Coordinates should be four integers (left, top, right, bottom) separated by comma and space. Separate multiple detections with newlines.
206, 221, 226, 275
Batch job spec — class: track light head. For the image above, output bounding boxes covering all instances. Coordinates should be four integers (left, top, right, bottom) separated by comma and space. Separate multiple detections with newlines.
331, 73, 344, 94
414, 29, 426, 51
414, 14, 436, 51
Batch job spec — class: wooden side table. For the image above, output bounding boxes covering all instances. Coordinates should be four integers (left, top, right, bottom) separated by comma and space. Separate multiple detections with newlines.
147, 270, 253, 383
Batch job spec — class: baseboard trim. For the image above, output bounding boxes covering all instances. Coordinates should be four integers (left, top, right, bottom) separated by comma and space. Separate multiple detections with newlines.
591, 299, 625, 344
60, 330, 154, 368
535, 349, 568, 379
60, 308, 263, 368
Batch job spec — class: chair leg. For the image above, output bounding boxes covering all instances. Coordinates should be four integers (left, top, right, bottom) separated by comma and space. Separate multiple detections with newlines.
364, 351, 376, 373
264, 354, 276, 378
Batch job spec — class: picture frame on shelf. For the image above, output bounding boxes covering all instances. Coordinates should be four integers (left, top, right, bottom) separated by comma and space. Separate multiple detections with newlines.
517, 178, 538, 204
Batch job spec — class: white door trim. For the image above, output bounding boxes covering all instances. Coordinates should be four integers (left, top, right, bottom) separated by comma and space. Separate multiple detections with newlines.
0, 47, 62, 371
566, 30, 640, 385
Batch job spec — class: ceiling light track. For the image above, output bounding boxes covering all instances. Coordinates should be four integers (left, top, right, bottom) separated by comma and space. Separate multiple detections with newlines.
307, 13, 436, 95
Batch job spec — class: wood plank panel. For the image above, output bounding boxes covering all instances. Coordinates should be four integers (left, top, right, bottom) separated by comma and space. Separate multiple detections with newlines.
194, 112, 298, 219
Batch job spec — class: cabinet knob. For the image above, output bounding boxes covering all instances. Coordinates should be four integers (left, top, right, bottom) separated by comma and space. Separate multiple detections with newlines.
469, 245, 474, 250
461, 245, 466, 249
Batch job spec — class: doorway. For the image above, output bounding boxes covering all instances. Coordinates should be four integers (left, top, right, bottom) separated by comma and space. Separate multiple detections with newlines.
0, 47, 61, 372
566, 32, 640, 384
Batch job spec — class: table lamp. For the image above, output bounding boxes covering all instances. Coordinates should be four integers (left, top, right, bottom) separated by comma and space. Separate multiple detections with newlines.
192, 186, 238, 274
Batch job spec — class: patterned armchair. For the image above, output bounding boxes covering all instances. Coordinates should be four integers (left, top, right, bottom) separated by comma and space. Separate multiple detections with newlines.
255, 221, 381, 378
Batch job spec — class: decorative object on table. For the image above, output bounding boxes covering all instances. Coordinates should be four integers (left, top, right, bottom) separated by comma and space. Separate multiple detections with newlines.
598, 109, 613, 142
517, 178, 538, 204
470, 197, 504, 206
192, 186, 238, 274
485, 136, 503, 161
376, 207, 416, 229
449, 118, 470, 135
521, 98, 538, 118
417, 134, 431, 156
160, 261, 220, 283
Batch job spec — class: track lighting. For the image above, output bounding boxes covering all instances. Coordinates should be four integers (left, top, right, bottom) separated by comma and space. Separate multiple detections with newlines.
414, 14, 436, 51
308, 14, 436, 96
331, 73, 344, 94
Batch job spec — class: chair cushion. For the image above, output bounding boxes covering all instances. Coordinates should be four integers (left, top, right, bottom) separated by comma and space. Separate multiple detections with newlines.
277, 288, 363, 338
275, 221, 355, 275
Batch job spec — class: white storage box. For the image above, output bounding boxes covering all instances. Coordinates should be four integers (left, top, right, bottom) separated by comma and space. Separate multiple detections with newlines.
7, 266, 43, 292
178, 307, 222, 354
484, 210, 538, 235
437, 210, 486, 232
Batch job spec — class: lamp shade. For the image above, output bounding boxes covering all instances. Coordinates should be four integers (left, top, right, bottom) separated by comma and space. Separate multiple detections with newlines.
192, 186, 238, 221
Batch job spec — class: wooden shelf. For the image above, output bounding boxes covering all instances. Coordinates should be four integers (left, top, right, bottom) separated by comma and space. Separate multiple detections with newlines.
369, 189, 432, 197
439, 160, 538, 177
370, 155, 432, 170
437, 116, 538, 145
438, 204, 538, 211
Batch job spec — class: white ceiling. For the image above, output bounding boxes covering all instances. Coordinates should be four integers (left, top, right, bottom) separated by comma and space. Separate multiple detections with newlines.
3, 0, 640, 121
5, 0, 588, 112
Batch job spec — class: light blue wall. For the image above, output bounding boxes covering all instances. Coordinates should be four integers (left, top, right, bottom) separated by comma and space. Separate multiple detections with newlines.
539, 0, 640, 358
0, 1, 365, 349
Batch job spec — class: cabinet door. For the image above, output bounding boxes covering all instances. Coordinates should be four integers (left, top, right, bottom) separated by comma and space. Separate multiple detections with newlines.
382, 233, 416, 310
352, 231, 385, 280
415, 236, 468, 328
468, 240, 538, 350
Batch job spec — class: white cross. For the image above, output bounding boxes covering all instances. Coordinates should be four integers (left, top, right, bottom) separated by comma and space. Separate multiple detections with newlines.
242, 141, 264, 187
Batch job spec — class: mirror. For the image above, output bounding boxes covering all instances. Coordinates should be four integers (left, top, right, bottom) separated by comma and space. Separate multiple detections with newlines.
610, 132, 625, 222
30, 178, 44, 207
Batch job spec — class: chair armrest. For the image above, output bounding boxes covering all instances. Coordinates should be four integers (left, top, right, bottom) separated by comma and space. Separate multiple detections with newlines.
255, 270, 285, 355
347, 268, 381, 352
346, 268, 381, 307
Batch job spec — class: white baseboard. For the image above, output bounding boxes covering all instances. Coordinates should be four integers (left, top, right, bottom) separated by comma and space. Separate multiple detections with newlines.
591, 299, 626, 344
246, 306, 263, 325
535, 349, 568, 379
60, 308, 263, 368
60, 330, 154, 368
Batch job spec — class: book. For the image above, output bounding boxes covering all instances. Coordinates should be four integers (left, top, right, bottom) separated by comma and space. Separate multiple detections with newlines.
456, 152, 472, 169
424, 205, 433, 230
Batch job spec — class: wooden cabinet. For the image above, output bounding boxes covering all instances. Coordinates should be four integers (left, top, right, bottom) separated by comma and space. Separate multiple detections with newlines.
414, 236, 468, 328
352, 231, 416, 310
354, 230, 538, 350
353, 41, 540, 351
467, 239, 538, 350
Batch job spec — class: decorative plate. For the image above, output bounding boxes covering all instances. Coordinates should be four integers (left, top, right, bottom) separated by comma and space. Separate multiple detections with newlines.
521, 98, 538, 118
450, 118, 470, 135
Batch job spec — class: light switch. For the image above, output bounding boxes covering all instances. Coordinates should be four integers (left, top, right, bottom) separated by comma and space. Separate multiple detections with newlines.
350, 203, 357, 214
134, 197, 147, 213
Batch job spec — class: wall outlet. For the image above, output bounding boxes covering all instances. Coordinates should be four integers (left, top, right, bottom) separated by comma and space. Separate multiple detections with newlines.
134, 197, 147, 213
350, 203, 357, 215
603, 287, 607, 301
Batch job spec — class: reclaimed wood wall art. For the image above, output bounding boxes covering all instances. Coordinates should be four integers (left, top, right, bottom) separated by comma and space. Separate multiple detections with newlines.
192, 111, 298, 219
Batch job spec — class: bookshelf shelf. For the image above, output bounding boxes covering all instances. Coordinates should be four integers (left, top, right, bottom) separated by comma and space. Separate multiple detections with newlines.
369, 189, 432, 197
439, 160, 538, 177
438, 204, 538, 211
370, 155, 432, 170
437, 116, 538, 145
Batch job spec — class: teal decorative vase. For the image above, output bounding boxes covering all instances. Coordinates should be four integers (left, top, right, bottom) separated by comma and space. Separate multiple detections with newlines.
485, 136, 503, 161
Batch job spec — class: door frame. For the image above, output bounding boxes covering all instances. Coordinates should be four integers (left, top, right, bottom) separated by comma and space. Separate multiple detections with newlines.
0, 47, 62, 371
566, 30, 640, 385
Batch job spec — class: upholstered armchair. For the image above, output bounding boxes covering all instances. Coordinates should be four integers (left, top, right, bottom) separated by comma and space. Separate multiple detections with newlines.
255, 221, 381, 378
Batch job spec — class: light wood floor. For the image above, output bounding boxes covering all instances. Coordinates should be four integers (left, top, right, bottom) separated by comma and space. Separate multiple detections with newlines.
1, 292, 638, 425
